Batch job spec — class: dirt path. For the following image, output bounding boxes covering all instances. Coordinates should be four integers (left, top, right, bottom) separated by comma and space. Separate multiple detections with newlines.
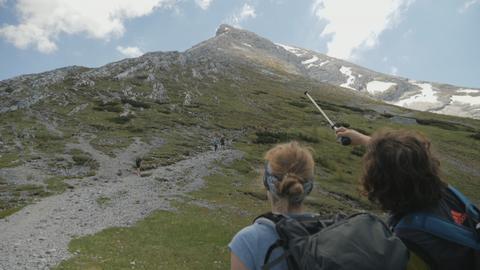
0, 137, 242, 270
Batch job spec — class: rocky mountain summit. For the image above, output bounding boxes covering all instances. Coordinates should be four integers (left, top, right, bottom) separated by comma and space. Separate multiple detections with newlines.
208, 24, 480, 119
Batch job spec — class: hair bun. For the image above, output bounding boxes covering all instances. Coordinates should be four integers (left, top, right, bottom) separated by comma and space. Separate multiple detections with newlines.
279, 173, 304, 197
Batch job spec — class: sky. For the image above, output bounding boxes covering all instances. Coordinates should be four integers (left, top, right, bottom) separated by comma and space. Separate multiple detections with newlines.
0, 0, 479, 88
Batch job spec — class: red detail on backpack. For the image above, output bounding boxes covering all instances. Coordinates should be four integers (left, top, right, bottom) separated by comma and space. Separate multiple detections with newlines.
451, 210, 467, 225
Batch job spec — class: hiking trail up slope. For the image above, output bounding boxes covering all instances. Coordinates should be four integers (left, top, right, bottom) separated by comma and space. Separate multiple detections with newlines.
0, 136, 242, 270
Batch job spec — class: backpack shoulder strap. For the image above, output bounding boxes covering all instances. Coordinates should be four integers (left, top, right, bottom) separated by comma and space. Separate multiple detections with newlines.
253, 213, 288, 270
395, 212, 480, 250
253, 212, 284, 224
447, 186, 480, 221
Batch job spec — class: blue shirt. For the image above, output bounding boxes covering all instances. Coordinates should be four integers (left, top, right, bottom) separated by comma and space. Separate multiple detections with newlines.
228, 213, 313, 270
229, 219, 286, 270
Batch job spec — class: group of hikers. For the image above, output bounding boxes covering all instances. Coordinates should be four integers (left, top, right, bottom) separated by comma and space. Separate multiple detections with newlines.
229, 127, 480, 270
212, 133, 227, 151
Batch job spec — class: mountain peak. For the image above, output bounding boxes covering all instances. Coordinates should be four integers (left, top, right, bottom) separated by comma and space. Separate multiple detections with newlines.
215, 24, 234, 36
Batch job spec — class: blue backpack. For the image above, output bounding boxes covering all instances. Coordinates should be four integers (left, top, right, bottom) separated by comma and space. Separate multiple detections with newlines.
394, 186, 480, 251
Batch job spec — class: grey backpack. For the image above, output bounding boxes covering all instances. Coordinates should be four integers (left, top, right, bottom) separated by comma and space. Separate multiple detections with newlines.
255, 212, 409, 270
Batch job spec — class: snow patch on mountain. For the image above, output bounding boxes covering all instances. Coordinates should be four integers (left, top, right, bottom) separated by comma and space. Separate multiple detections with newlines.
457, 89, 479, 94
394, 82, 441, 110
366, 81, 396, 94
339, 66, 356, 90
242, 43, 252, 48
275, 43, 305, 57
319, 60, 329, 67
306, 60, 330, 69
451, 95, 480, 106
302, 56, 319, 65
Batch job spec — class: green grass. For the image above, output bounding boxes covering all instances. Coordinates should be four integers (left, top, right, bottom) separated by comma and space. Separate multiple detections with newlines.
45, 176, 71, 194
0, 206, 23, 219
0, 183, 52, 219
96, 196, 112, 206
0, 176, 73, 219
56, 204, 247, 270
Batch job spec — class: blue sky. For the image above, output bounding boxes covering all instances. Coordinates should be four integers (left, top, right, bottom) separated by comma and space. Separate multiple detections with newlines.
0, 0, 479, 88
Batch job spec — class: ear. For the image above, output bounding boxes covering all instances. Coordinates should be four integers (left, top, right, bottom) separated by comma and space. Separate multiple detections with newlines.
266, 190, 271, 200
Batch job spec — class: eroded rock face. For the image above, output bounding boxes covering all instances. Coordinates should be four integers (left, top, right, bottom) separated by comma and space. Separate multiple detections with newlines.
75, 78, 95, 87
149, 82, 168, 103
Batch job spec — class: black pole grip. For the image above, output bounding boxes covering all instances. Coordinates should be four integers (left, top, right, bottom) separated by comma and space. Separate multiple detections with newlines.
340, 136, 351, 146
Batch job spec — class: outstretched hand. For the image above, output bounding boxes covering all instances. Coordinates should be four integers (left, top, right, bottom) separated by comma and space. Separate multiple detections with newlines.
335, 127, 371, 146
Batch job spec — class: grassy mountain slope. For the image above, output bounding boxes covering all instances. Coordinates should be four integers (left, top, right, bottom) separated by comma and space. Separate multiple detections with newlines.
0, 27, 479, 269
56, 66, 479, 268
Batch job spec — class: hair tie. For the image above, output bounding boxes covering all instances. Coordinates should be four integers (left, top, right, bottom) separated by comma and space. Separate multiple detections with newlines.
263, 161, 314, 201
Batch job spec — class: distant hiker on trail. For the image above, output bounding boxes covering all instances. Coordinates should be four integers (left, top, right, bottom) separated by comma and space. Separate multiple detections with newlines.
135, 157, 142, 176
220, 135, 226, 149
229, 141, 408, 270
336, 127, 480, 270
212, 135, 220, 151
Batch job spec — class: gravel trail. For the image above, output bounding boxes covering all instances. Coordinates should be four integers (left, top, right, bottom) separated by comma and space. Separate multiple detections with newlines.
0, 136, 242, 270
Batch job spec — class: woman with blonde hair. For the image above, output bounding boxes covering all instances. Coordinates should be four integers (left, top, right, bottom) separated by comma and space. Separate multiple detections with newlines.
229, 141, 315, 270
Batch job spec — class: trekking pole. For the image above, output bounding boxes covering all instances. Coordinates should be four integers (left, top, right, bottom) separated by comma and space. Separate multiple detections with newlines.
304, 91, 351, 146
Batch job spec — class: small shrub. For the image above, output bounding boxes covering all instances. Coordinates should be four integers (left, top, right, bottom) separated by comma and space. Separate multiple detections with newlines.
109, 115, 135, 124
288, 101, 308, 108
350, 146, 366, 157
252, 90, 268, 95
93, 101, 123, 113
381, 112, 394, 118
121, 98, 151, 109
72, 154, 90, 166
254, 131, 320, 144
254, 131, 289, 144
135, 74, 149, 80
96, 196, 111, 206
416, 118, 474, 132
334, 122, 350, 128
316, 156, 335, 171
295, 133, 320, 143
469, 132, 480, 141
45, 177, 68, 194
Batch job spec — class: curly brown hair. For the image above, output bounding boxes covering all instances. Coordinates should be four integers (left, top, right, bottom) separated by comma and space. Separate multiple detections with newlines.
361, 129, 446, 214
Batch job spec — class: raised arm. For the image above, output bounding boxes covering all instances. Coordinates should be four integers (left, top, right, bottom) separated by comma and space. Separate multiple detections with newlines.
335, 127, 371, 146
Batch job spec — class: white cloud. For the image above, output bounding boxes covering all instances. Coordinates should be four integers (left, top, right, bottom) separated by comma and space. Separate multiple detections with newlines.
390, 66, 398, 75
458, 0, 479, 13
117, 46, 144, 58
0, 0, 176, 53
195, 0, 213, 10
227, 3, 256, 27
312, 0, 415, 60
